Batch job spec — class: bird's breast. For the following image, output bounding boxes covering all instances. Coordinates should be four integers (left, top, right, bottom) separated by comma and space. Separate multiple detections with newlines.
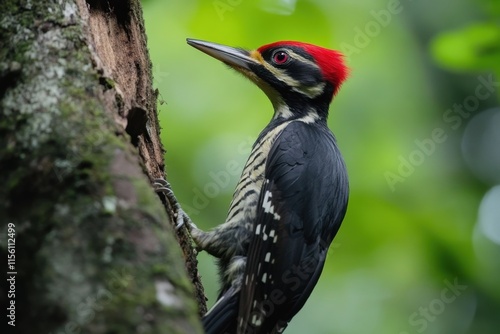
224, 120, 293, 227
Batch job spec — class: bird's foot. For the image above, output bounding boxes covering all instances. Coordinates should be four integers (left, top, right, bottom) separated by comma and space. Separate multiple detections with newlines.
153, 178, 198, 230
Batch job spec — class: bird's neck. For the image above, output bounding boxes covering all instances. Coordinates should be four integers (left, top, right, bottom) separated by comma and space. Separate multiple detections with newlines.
271, 101, 329, 124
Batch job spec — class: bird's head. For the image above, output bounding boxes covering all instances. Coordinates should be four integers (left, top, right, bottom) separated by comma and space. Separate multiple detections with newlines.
187, 39, 349, 120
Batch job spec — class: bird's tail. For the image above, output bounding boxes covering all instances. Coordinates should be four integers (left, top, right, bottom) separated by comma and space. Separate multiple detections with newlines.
202, 286, 239, 334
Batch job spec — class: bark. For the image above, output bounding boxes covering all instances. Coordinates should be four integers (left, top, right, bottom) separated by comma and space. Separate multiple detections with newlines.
0, 0, 205, 333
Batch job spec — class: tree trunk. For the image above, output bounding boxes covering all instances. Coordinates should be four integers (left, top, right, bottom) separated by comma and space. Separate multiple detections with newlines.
0, 0, 205, 333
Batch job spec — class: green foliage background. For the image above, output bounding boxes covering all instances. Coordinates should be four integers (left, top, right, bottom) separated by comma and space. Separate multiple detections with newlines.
143, 0, 500, 333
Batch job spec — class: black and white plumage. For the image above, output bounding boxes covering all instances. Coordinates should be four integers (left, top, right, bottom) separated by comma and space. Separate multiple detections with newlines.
184, 38, 350, 334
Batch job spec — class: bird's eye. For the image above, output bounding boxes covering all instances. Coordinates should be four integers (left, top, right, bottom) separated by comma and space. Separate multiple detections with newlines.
272, 50, 290, 65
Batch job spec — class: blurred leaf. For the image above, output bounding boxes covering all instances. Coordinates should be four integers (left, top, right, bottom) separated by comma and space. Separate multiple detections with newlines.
430, 22, 500, 72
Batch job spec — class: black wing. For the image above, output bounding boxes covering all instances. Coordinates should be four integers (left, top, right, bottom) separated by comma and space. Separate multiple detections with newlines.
238, 121, 348, 334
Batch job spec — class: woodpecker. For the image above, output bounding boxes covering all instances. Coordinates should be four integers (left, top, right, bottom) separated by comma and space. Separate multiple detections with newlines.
172, 38, 349, 334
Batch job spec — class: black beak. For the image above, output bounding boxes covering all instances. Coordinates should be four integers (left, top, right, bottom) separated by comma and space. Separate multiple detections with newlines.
186, 38, 259, 70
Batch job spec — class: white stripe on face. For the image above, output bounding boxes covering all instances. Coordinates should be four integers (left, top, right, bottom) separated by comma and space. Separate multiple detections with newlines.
259, 50, 325, 99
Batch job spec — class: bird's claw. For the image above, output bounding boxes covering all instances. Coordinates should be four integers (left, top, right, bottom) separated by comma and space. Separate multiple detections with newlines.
153, 177, 196, 230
